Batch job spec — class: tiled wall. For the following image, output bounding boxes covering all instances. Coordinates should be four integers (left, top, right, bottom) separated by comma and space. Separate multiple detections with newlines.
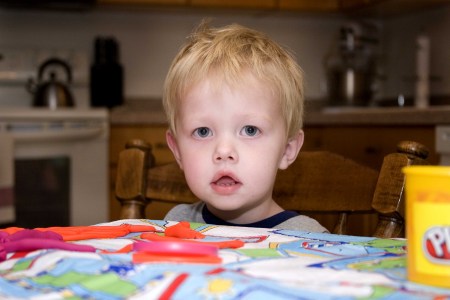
0, 5, 448, 107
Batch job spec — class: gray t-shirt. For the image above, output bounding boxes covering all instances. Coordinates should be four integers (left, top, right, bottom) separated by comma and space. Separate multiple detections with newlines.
164, 201, 328, 233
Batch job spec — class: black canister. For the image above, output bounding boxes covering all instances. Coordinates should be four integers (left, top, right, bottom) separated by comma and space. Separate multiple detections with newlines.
90, 37, 124, 108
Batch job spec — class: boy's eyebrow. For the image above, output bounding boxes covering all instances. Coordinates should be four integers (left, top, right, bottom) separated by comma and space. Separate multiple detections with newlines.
180, 113, 274, 126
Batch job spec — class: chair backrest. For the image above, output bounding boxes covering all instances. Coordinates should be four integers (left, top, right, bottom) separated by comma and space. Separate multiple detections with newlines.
115, 139, 429, 238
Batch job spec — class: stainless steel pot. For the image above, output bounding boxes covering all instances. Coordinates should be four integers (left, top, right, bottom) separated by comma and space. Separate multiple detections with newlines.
325, 21, 379, 107
326, 67, 373, 106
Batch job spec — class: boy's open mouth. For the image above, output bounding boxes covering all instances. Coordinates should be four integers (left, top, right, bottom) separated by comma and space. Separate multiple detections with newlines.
213, 176, 239, 186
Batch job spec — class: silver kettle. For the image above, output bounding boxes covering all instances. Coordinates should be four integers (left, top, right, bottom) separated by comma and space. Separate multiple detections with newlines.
27, 58, 75, 109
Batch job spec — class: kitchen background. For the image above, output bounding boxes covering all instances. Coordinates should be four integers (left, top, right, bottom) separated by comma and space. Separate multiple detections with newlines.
0, 1, 449, 108
1, 1, 450, 230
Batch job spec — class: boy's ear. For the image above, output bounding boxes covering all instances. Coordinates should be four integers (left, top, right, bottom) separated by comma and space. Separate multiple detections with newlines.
166, 130, 183, 169
278, 130, 304, 170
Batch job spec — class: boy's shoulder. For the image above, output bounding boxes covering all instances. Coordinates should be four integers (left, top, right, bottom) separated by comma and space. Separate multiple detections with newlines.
164, 201, 204, 222
276, 214, 329, 233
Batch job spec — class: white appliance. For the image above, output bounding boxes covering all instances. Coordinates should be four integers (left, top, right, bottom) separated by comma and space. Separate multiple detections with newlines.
0, 108, 109, 227
436, 125, 450, 165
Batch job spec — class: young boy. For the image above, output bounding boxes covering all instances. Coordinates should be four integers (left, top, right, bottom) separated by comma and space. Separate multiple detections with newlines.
162, 22, 327, 232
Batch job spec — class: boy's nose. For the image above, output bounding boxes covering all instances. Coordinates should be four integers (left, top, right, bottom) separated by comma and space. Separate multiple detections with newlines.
214, 140, 238, 163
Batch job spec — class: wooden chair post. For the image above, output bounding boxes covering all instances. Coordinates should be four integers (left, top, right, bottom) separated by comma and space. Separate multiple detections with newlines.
115, 139, 155, 219
372, 141, 429, 238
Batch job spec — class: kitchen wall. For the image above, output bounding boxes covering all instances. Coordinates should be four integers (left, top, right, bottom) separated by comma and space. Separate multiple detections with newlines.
382, 6, 450, 102
0, 5, 449, 108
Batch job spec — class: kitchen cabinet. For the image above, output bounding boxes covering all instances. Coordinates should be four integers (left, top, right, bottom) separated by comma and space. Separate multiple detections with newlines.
109, 125, 174, 167
97, 0, 185, 6
302, 106, 449, 167
302, 125, 439, 170
190, 0, 275, 10
96, 0, 307, 11
96, 0, 449, 15
340, 0, 450, 16
279, 0, 339, 12
340, 0, 382, 9
191, 0, 337, 12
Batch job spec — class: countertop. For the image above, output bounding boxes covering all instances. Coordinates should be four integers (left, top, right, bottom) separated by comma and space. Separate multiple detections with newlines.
110, 99, 168, 125
110, 99, 450, 126
305, 106, 450, 126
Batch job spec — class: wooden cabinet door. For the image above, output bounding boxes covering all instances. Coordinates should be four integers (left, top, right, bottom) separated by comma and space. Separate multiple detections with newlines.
279, 0, 339, 12
191, 0, 275, 9
340, 0, 381, 9
110, 125, 174, 167
98, 0, 186, 5
303, 125, 437, 169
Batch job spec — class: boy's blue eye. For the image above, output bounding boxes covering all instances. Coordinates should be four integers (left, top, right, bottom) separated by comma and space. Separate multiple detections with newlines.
241, 125, 260, 137
193, 127, 211, 138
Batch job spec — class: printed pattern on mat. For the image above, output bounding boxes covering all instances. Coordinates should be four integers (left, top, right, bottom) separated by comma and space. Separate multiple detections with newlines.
1, 219, 449, 300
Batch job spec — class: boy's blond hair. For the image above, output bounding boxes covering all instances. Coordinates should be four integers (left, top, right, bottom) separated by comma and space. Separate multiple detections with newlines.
163, 21, 304, 139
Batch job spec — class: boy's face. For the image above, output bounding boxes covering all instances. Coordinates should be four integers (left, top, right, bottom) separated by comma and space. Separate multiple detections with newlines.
166, 73, 303, 223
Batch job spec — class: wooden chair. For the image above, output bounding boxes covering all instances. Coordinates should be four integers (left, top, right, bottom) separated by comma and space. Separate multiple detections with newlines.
115, 139, 429, 238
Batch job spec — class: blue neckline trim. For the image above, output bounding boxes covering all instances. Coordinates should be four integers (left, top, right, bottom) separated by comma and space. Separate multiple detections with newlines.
202, 205, 299, 228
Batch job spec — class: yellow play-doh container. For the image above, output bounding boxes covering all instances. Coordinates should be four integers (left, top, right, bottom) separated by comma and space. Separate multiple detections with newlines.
403, 166, 450, 288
